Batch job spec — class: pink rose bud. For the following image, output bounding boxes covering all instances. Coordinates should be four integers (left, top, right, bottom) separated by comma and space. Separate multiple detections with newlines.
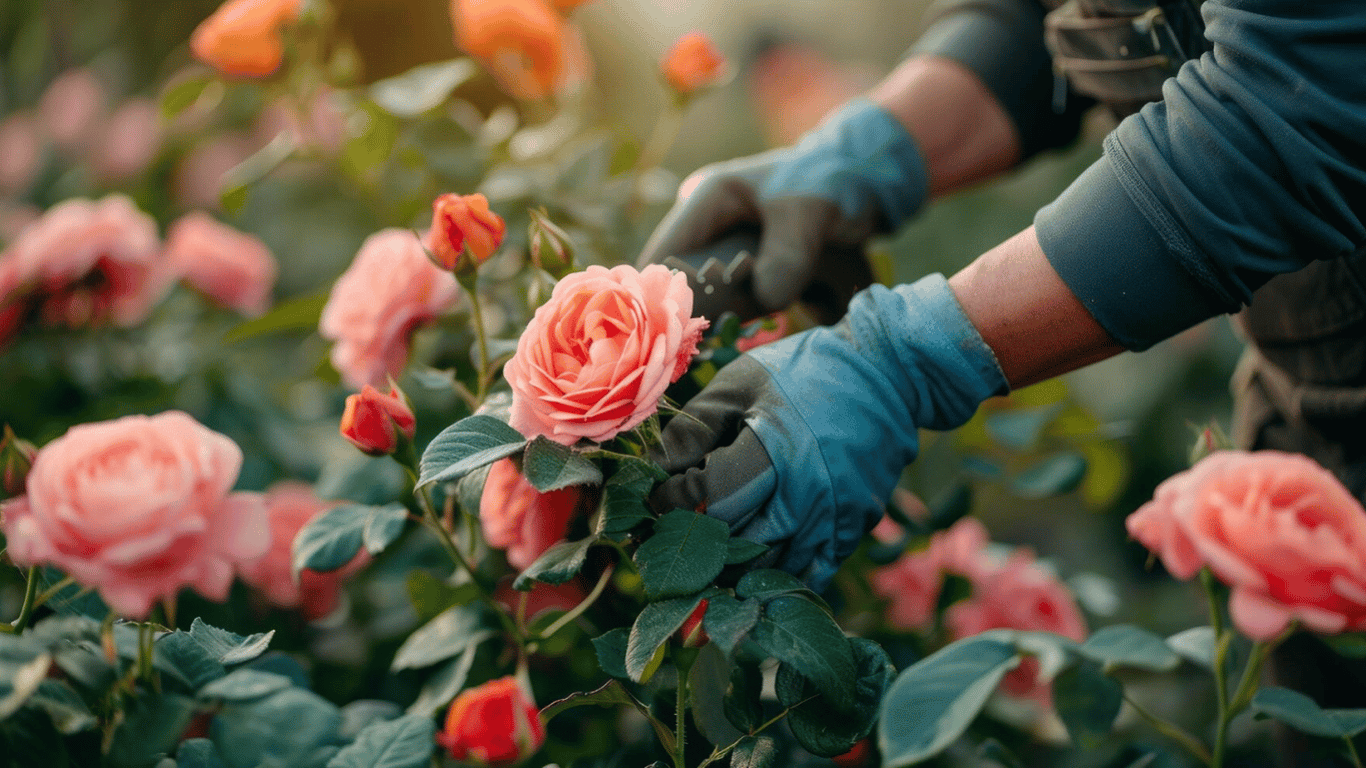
340, 385, 417, 456
504, 264, 709, 445
678, 599, 709, 648
1, 425, 37, 498
0, 412, 269, 618
164, 211, 278, 317
661, 32, 726, 96
437, 676, 546, 767
427, 192, 507, 274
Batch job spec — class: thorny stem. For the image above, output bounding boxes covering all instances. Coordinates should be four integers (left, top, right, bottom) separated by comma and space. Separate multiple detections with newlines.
9, 566, 39, 632
1121, 691, 1213, 766
674, 650, 692, 768
1202, 569, 1232, 768
538, 563, 615, 640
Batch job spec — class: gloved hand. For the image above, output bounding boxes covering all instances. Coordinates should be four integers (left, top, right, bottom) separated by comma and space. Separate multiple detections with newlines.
637, 98, 928, 314
651, 274, 1006, 590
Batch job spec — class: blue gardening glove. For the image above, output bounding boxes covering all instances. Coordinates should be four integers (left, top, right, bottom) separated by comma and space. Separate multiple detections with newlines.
638, 99, 928, 313
651, 274, 1007, 590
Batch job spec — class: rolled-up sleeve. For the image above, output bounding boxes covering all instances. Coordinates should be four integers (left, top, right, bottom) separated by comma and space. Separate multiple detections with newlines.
1034, 0, 1366, 350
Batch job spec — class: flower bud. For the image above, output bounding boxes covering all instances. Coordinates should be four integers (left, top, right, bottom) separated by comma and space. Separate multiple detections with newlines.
339, 385, 417, 456
1, 425, 37, 498
527, 209, 574, 279
427, 192, 506, 274
437, 676, 546, 767
678, 598, 709, 648
661, 32, 726, 97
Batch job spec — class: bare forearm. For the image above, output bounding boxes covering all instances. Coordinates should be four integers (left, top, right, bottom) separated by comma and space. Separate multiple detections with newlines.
870, 54, 1021, 198
949, 226, 1124, 388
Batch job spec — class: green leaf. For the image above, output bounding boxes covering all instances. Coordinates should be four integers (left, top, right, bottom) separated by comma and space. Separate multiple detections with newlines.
1166, 626, 1216, 670
1052, 662, 1122, 746
985, 404, 1065, 451
219, 132, 297, 214
598, 459, 663, 537
513, 536, 597, 590
176, 739, 226, 768
689, 644, 744, 747
405, 643, 480, 716
188, 619, 274, 665
592, 628, 630, 679
1251, 687, 1366, 738
634, 510, 730, 600
211, 687, 342, 768
108, 693, 197, 768
417, 415, 526, 489
1079, 625, 1180, 673
701, 594, 760, 657
369, 59, 478, 117
723, 661, 764, 734
540, 680, 677, 755
522, 436, 603, 492
879, 636, 1021, 767
752, 596, 856, 711
730, 736, 777, 768
0, 653, 50, 719
735, 570, 832, 614
625, 595, 705, 682
778, 638, 895, 758
157, 632, 227, 690
363, 504, 409, 555
1322, 634, 1366, 660
391, 604, 493, 671
199, 670, 294, 702
326, 714, 434, 768
160, 73, 216, 120
223, 292, 328, 343
292, 504, 370, 578
1011, 452, 1088, 500
724, 538, 769, 565
339, 701, 401, 740
405, 571, 479, 623
977, 738, 1024, 768
24, 681, 96, 734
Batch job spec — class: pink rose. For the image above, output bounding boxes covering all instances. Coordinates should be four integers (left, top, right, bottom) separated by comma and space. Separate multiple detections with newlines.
0, 195, 169, 328
480, 458, 581, 571
0, 412, 269, 618
237, 482, 367, 620
38, 68, 106, 151
164, 212, 278, 316
1127, 450, 1366, 640
945, 551, 1087, 701
869, 517, 993, 631
319, 228, 461, 389
94, 99, 165, 181
0, 112, 43, 197
504, 264, 708, 445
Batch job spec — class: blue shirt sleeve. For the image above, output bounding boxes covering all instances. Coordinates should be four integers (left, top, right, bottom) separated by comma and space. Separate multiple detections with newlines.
1034, 0, 1366, 350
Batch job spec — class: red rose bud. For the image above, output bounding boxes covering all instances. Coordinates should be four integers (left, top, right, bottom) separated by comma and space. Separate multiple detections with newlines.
340, 385, 417, 456
527, 209, 574, 279
1, 425, 37, 498
661, 32, 726, 96
427, 192, 507, 274
678, 598, 709, 648
437, 676, 546, 767
832, 739, 872, 768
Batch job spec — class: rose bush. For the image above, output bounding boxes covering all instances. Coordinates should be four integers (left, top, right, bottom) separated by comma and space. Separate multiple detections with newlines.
503, 263, 708, 444
0, 411, 268, 617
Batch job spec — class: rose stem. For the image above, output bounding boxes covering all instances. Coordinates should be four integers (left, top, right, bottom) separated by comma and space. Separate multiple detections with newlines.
9, 566, 39, 631
537, 563, 615, 640
458, 271, 492, 404
1202, 569, 1231, 768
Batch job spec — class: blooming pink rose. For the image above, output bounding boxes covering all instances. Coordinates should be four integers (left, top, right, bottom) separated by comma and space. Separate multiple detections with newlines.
0, 112, 43, 196
1127, 450, 1366, 640
869, 517, 993, 631
164, 212, 278, 316
38, 69, 106, 151
945, 551, 1087, 701
0, 412, 269, 618
480, 458, 581, 571
94, 99, 165, 181
319, 229, 461, 389
237, 482, 367, 620
504, 264, 708, 445
0, 195, 169, 328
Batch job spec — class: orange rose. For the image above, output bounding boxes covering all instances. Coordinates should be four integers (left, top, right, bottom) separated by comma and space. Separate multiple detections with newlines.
340, 385, 418, 456
451, 0, 568, 100
661, 32, 726, 95
190, 0, 304, 78
437, 677, 545, 766
427, 193, 506, 273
